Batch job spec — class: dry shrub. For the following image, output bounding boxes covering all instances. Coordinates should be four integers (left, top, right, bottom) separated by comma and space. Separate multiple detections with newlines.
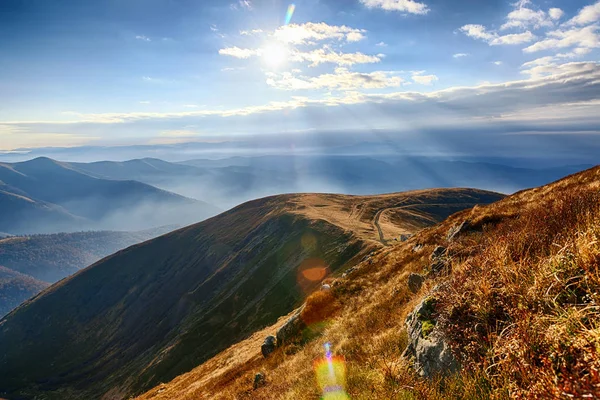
300, 290, 341, 326
438, 188, 600, 398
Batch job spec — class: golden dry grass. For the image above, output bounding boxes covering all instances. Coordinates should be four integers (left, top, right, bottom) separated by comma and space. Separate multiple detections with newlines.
136, 168, 600, 400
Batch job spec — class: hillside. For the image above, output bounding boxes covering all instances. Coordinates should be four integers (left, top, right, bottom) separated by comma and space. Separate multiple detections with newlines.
0, 227, 176, 317
0, 267, 49, 318
0, 157, 220, 234
135, 166, 600, 399
0, 189, 85, 234
0, 188, 502, 400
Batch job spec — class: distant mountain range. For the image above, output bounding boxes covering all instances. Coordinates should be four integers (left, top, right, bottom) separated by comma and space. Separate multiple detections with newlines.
0, 157, 220, 234
0, 226, 177, 317
67, 155, 592, 209
0, 188, 502, 399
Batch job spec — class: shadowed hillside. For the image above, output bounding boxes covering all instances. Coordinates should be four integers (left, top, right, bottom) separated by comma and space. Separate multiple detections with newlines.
133, 166, 600, 400
0, 158, 220, 234
0, 227, 177, 317
0, 188, 501, 400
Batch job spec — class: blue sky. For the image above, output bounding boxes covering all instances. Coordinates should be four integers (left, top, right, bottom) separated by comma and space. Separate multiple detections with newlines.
1, 0, 600, 154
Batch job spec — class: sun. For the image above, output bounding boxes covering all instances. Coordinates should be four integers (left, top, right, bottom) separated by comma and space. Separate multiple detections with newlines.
261, 42, 288, 69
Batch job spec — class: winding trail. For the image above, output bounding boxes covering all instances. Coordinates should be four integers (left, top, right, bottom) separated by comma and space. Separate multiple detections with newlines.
373, 202, 478, 244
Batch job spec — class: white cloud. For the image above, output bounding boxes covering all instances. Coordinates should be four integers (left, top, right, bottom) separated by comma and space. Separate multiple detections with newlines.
491, 31, 536, 45
360, 0, 429, 15
135, 35, 151, 41
240, 29, 263, 36
376, 41, 388, 47
139, 101, 151, 104
567, 1, 600, 26
549, 8, 564, 21
230, 0, 252, 10
501, 7, 554, 31
347, 31, 366, 42
523, 25, 600, 53
460, 24, 536, 45
460, 24, 496, 41
5, 62, 600, 144
291, 48, 381, 67
273, 22, 367, 45
266, 68, 404, 91
218, 47, 261, 59
411, 71, 438, 85
493, 61, 503, 65
453, 53, 469, 58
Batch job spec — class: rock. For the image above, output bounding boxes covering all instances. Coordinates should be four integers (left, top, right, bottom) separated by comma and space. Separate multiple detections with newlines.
253, 372, 266, 389
321, 283, 331, 291
261, 335, 276, 357
412, 243, 424, 253
430, 246, 447, 260
341, 266, 357, 278
447, 220, 472, 241
399, 234, 412, 242
408, 273, 425, 293
276, 310, 306, 345
430, 258, 450, 275
428, 246, 450, 275
402, 297, 459, 378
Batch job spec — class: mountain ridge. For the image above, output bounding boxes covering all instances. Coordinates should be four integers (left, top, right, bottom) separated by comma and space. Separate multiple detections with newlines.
0, 188, 503, 400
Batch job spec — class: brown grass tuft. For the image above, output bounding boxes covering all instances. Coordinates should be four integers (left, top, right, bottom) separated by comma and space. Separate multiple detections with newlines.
300, 290, 341, 326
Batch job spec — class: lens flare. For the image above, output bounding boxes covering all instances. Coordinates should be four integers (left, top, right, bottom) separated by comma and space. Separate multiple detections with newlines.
285, 4, 295, 25
314, 342, 350, 399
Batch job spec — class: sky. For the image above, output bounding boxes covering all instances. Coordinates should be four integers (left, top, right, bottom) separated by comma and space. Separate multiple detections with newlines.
1, 0, 600, 160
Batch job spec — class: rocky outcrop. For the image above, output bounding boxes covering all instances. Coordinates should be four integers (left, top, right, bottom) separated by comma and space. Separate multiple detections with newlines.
276, 309, 306, 345
446, 220, 472, 242
408, 273, 425, 293
403, 297, 459, 378
261, 336, 276, 358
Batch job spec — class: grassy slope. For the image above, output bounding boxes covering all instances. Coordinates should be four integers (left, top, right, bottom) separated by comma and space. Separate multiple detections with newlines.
0, 189, 500, 400
136, 166, 600, 400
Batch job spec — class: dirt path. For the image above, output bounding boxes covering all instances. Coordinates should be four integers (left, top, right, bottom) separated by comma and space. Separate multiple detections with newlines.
372, 202, 476, 244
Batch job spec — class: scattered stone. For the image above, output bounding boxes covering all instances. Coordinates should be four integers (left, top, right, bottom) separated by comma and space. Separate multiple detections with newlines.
399, 234, 412, 242
412, 243, 424, 253
430, 246, 447, 260
447, 220, 472, 242
408, 273, 425, 293
402, 297, 459, 378
429, 258, 450, 275
261, 336, 276, 358
276, 309, 306, 345
342, 266, 357, 278
321, 283, 331, 291
253, 372, 266, 389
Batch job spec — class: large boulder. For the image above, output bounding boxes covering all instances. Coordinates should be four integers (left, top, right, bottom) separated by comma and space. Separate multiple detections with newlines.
261, 335, 277, 357
402, 297, 459, 378
276, 309, 306, 345
408, 273, 425, 293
